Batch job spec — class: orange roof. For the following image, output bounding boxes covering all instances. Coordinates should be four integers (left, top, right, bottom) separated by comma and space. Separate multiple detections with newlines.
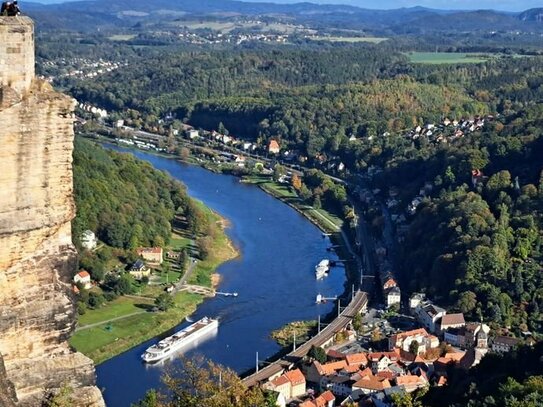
437, 375, 448, 386
299, 401, 315, 407
441, 313, 465, 326
77, 270, 90, 278
284, 368, 305, 385
354, 376, 391, 391
436, 357, 456, 366
269, 140, 280, 150
368, 351, 400, 361
72, 285, 80, 294
376, 371, 396, 380
396, 375, 423, 386
346, 352, 368, 366
444, 352, 465, 361
394, 328, 429, 340
315, 360, 347, 375
359, 367, 373, 377
320, 391, 335, 402
271, 375, 290, 387
342, 364, 361, 373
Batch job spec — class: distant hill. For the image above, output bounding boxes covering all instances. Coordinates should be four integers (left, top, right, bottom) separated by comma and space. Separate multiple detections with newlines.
519, 8, 543, 22
22, 0, 543, 33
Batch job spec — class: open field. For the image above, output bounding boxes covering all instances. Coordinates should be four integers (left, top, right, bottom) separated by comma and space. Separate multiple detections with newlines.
406, 52, 492, 64
189, 200, 239, 287
108, 34, 137, 41
69, 292, 202, 364
309, 36, 388, 44
76, 296, 152, 327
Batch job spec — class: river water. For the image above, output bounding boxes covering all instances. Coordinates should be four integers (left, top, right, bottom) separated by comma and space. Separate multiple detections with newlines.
96, 146, 346, 406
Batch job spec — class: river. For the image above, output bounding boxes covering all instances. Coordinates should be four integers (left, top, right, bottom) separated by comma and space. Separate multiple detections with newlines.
96, 146, 346, 406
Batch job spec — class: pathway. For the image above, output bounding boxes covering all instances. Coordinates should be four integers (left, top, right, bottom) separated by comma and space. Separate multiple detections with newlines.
75, 311, 145, 332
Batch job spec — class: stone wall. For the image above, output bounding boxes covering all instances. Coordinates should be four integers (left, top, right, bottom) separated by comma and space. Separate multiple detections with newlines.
0, 17, 104, 407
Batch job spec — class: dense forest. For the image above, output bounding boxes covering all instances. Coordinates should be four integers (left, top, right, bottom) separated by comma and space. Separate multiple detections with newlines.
72, 138, 189, 250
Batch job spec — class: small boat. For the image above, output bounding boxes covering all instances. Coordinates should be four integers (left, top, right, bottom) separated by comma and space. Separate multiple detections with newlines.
315, 259, 330, 279
142, 317, 219, 363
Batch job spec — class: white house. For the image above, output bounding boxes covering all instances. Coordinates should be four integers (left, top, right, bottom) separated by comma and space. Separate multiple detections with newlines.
188, 129, 199, 139
385, 287, 401, 308
74, 270, 92, 289
80, 230, 97, 250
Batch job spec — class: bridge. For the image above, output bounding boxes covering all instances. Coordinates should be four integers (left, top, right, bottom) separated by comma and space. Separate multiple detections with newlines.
242, 290, 368, 387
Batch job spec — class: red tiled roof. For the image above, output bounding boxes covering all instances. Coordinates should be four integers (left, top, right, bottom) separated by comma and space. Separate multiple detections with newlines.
368, 351, 400, 362
320, 391, 335, 402
346, 352, 368, 366
394, 328, 428, 340
284, 368, 305, 385
326, 349, 346, 359
77, 270, 90, 278
269, 140, 280, 150
271, 375, 290, 387
353, 376, 391, 391
376, 371, 396, 380
396, 375, 423, 386
441, 313, 465, 326
315, 360, 347, 375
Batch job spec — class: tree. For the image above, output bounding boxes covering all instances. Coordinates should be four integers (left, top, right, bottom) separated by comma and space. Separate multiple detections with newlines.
117, 273, 136, 295
197, 236, 213, 260
291, 174, 302, 191
409, 340, 420, 355
308, 345, 327, 364
43, 384, 73, 407
179, 147, 190, 161
273, 164, 286, 182
155, 293, 175, 312
217, 121, 229, 136
156, 356, 266, 407
457, 291, 477, 314
352, 312, 362, 333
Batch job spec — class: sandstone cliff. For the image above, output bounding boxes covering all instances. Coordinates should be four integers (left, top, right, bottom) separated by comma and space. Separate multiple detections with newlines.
0, 16, 104, 406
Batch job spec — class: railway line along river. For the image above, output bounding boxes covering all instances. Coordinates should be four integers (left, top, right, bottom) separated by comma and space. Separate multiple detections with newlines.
96, 146, 347, 406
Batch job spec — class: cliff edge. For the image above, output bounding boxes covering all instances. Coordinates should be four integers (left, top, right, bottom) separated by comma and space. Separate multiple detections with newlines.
0, 16, 104, 406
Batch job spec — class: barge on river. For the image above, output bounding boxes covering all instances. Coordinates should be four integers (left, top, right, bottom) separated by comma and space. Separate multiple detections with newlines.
141, 317, 219, 363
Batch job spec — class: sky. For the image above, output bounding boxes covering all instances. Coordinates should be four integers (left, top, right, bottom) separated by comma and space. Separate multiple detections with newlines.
247, 0, 540, 12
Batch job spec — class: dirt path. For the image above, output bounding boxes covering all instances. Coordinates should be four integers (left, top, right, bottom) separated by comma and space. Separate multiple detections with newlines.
75, 311, 146, 332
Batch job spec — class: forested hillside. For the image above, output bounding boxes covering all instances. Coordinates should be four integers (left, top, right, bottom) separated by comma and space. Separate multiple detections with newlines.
72, 138, 189, 250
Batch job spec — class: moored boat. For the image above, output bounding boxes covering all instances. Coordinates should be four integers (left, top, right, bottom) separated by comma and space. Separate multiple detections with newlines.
141, 317, 219, 363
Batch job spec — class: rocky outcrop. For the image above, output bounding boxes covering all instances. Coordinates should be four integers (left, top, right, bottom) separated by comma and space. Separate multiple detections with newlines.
0, 16, 104, 406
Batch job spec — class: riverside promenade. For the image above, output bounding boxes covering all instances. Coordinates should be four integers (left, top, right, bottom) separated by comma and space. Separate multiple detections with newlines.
243, 290, 368, 387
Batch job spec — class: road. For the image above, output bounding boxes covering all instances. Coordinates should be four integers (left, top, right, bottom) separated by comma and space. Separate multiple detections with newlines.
242, 290, 368, 387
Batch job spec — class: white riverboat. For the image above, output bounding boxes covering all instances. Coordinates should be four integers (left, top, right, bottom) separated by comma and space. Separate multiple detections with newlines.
141, 317, 219, 363
315, 259, 330, 279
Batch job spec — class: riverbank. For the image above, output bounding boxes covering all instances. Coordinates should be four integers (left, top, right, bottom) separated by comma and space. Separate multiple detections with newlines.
69, 200, 238, 365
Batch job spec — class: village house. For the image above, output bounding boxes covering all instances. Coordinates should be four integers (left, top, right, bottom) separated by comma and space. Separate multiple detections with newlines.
389, 328, 439, 355
352, 376, 391, 397
439, 313, 465, 333
263, 368, 306, 401
188, 129, 199, 139
409, 293, 426, 311
395, 374, 428, 393
234, 155, 246, 167
268, 139, 281, 154
491, 335, 520, 353
414, 302, 447, 333
368, 351, 400, 374
129, 259, 151, 280
80, 229, 98, 250
73, 270, 92, 289
299, 390, 335, 407
136, 247, 163, 264
385, 286, 401, 308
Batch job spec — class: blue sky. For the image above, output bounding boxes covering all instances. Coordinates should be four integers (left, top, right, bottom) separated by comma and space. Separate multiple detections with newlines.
248, 0, 539, 12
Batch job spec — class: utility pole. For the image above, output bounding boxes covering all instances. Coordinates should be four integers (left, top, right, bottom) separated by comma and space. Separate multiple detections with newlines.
256, 351, 259, 373
337, 299, 341, 318
318, 315, 321, 334
293, 331, 297, 351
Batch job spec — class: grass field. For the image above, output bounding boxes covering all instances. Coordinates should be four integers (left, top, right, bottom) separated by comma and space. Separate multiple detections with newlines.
108, 34, 137, 42
76, 296, 152, 327
310, 36, 388, 44
189, 200, 239, 287
70, 292, 202, 364
406, 52, 492, 64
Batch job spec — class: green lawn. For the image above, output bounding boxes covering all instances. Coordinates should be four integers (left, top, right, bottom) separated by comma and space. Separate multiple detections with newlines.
70, 292, 202, 364
77, 296, 152, 327
406, 52, 492, 64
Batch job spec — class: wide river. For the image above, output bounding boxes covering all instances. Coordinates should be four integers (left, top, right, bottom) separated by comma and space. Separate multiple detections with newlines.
97, 146, 346, 406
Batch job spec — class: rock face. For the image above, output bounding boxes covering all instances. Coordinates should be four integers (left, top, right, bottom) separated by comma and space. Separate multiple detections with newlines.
0, 17, 104, 406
